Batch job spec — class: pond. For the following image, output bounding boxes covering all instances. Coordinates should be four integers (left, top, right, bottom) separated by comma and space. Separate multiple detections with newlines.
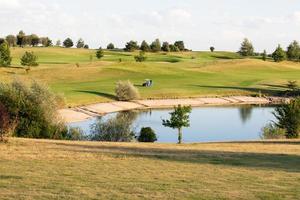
69, 105, 277, 143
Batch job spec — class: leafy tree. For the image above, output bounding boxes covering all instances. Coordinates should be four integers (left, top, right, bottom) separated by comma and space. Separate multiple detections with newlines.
0, 42, 12, 67
16, 30, 26, 47
40, 37, 52, 47
174, 41, 185, 51
5, 35, 16, 47
273, 98, 300, 138
107, 43, 115, 50
134, 51, 147, 62
140, 40, 150, 52
84, 44, 89, 49
210, 46, 215, 52
63, 38, 74, 48
272, 45, 286, 62
76, 38, 85, 48
20, 51, 38, 68
137, 127, 157, 143
150, 39, 161, 52
96, 48, 104, 59
239, 38, 254, 56
56, 40, 61, 46
169, 44, 180, 52
125, 40, 139, 52
30, 34, 39, 46
286, 40, 300, 61
162, 105, 192, 144
262, 50, 267, 61
162, 42, 170, 52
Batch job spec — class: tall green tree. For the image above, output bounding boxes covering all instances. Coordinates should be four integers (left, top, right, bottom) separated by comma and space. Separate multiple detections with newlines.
162, 42, 170, 52
150, 39, 161, 52
272, 45, 286, 62
107, 43, 115, 50
5, 35, 16, 47
174, 41, 185, 51
162, 105, 192, 144
140, 40, 150, 52
76, 38, 85, 48
286, 40, 300, 61
169, 44, 180, 52
0, 42, 12, 67
262, 50, 267, 61
239, 38, 254, 56
210, 46, 215, 52
30, 34, 39, 46
125, 40, 139, 52
16, 30, 26, 47
63, 38, 74, 48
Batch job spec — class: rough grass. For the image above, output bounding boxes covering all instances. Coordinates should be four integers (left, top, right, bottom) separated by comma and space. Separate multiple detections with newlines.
1, 47, 300, 106
0, 138, 299, 200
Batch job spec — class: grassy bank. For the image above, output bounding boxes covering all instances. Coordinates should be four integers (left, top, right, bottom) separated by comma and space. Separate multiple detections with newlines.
1, 47, 300, 106
0, 138, 300, 199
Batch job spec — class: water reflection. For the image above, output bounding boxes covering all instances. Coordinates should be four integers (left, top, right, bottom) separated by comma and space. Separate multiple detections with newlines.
239, 106, 253, 123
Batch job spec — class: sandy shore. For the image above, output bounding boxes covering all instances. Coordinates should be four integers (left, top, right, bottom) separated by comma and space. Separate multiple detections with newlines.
60, 96, 287, 123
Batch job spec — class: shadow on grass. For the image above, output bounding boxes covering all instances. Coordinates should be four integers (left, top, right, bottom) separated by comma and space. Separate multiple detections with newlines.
0, 175, 22, 180
53, 141, 300, 173
74, 90, 117, 100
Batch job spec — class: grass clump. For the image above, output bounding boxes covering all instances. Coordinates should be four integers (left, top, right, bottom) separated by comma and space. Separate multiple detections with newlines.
115, 80, 140, 101
261, 123, 286, 139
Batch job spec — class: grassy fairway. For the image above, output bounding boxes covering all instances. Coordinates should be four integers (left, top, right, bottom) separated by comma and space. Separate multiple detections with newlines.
1, 47, 300, 106
0, 138, 299, 199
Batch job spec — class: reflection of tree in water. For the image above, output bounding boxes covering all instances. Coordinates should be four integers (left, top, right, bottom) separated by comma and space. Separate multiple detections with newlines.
116, 110, 139, 124
239, 106, 253, 123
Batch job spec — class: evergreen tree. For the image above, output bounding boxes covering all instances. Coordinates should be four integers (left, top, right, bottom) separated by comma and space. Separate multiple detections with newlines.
0, 42, 12, 67
287, 40, 300, 61
272, 45, 286, 62
239, 38, 254, 56
20, 51, 38, 67
96, 48, 104, 59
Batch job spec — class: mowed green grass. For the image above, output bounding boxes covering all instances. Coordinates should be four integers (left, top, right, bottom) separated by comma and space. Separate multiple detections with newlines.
1, 47, 300, 106
0, 138, 300, 199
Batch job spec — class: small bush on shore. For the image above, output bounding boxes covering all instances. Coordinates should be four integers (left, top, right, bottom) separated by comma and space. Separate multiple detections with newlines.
261, 123, 286, 139
66, 127, 86, 141
137, 127, 157, 143
115, 80, 140, 101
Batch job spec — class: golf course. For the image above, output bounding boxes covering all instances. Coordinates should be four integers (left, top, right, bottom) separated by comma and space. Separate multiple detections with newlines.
1, 47, 300, 106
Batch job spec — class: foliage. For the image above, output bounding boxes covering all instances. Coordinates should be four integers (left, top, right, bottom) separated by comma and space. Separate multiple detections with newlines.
29, 34, 39, 46
91, 114, 135, 142
174, 41, 185, 51
0, 41, 12, 67
261, 123, 286, 139
107, 43, 115, 50
63, 38, 74, 48
162, 105, 192, 144
272, 45, 286, 62
137, 127, 157, 143
134, 51, 147, 62
286, 40, 300, 61
5, 35, 16, 47
16, 30, 26, 47
287, 80, 298, 91
66, 127, 86, 141
76, 38, 85, 48
150, 39, 161, 52
125, 40, 139, 52
96, 48, 104, 59
140, 40, 150, 52
115, 80, 140, 101
20, 51, 38, 67
169, 44, 180, 52
239, 38, 254, 56
210, 46, 215, 52
273, 98, 300, 138
84, 44, 89, 49
0, 80, 67, 139
162, 42, 170, 52
262, 50, 267, 61
0, 103, 12, 142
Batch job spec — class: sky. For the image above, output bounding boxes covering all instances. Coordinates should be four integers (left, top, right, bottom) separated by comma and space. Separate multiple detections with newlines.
0, 0, 300, 52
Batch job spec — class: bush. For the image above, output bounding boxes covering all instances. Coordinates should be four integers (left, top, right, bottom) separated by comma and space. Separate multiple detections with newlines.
261, 123, 286, 139
134, 51, 147, 62
137, 127, 157, 142
96, 48, 104, 59
66, 127, 85, 141
115, 80, 140, 101
20, 51, 38, 67
91, 114, 135, 142
0, 41, 12, 67
0, 80, 67, 139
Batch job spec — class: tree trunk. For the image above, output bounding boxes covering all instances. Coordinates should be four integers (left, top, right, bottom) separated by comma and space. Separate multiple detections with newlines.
178, 128, 182, 144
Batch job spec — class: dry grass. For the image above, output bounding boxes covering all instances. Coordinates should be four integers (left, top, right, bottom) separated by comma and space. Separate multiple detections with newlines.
1, 138, 300, 199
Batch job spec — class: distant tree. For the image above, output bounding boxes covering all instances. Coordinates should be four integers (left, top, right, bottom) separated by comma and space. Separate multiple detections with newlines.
16, 30, 26, 47
0, 42, 12, 67
46, 38, 53, 47
125, 40, 139, 52
262, 50, 267, 61
210, 46, 215, 52
137, 127, 157, 143
56, 40, 61, 46
29, 34, 39, 46
140, 40, 150, 52
76, 38, 85, 48
84, 44, 89, 49
63, 38, 74, 48
134, 51, 147, 62
174, 41, 185, 51
20, 51, 38, 68
5, 35, 16, 47
272, 45, 286, 62
150, 39, 161, 52
239, 38, 254, 56
161, 42, 170, 52
169, 44, 180, 52
96, 47, 104, 59
287, 40, 300, 61
162, 105, 192, 144
107, 43, 115, 50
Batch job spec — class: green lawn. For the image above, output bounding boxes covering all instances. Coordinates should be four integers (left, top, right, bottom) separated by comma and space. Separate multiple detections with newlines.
0, 138, 299, 200
1, 47, 300, 106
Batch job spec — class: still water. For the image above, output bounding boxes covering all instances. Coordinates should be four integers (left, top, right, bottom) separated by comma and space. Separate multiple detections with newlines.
69, 105, 276, 143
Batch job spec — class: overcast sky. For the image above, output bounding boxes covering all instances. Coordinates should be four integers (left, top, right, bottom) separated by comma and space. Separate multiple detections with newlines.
1, 0, 300, 52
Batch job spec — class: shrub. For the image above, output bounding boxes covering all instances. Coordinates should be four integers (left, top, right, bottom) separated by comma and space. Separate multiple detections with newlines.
91, 114, 135, 142
134, 51, 147, 62
261, 123, 286, 139
272, 45, 286, 62
0, 80, 67, 139
273, 98, 300, 138
20, 51, 38, 67
115, 80, 140, 101
137, 127, 157, 142
96, 48, 104, 59
0, 41, 12, 67
66, 127, 85, 141
63, 38, 73, 48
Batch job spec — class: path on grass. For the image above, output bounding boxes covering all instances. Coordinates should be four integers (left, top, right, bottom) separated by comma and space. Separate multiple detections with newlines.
59, 96, 287, 123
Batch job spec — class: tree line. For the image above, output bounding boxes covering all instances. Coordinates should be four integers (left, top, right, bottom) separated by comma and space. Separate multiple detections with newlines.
124, 39, 186, 52
1, 31, 52, 47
